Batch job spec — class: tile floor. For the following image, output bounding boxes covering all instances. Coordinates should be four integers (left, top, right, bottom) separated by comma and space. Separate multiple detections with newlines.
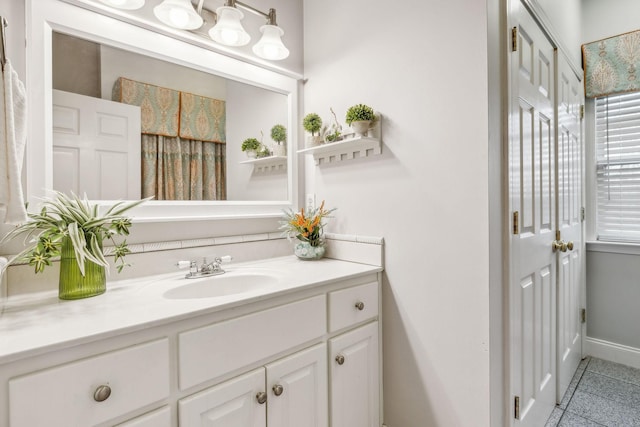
546, 357, 640, 426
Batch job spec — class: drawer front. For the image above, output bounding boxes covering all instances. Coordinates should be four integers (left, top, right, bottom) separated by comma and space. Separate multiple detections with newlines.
328, 281, 379, 332
115, 406, 171, 427
9, 339, 170, 427
178, 295, 326, 390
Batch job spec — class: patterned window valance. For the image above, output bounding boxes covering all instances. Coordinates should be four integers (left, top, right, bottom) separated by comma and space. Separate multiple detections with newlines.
582, 29, 640, 98
179, 92, 226, 143
113, 77, 180, 137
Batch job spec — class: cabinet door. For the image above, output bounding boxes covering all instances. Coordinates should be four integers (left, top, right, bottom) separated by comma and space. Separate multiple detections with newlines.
329, 321, 379, 427
178, 368, 266, 427
266, 343, 328, 427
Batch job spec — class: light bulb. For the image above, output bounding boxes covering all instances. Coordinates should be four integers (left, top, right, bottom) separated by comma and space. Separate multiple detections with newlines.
220, 30, 240, 45
169, 8, 189, 28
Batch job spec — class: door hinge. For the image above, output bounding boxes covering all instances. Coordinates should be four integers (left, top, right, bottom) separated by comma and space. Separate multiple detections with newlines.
580, 104, 585, 120
514, 395, 520, 419
513, 211, 519, 235
511, 27, 518, 52
581, 308, 586, 324
581, 207, 585, 222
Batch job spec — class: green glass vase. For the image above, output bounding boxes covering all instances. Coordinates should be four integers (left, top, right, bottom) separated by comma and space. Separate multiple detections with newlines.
59, 236, 106, 300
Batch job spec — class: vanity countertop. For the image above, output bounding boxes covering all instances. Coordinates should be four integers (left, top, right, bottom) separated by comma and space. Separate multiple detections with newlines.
0, 256, 382, 364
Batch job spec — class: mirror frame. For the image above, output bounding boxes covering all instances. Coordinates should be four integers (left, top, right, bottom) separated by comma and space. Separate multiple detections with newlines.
26, 0, 300, 221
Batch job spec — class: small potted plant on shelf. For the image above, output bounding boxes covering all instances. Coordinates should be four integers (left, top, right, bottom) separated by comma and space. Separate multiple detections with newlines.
256, 144, 272, 158
303, 113, 323, 147
270, 124, 287, 157
0, 192, 148, 300
323, 107, 343, 143
345, 103, 375, 137
241, 137, 261, 158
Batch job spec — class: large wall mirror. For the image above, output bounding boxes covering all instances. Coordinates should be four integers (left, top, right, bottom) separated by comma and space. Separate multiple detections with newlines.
26, 0, 300, 220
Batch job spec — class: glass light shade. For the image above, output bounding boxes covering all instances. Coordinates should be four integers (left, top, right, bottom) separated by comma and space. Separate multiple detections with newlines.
98, 0, 145, 9
252, 25, 289, 60
153, 0, 203, 30
208, 6, 251, 47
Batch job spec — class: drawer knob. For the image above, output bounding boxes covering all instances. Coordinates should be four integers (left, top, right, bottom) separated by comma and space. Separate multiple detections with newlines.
272, 384, 284, 396
93, 385, 111, 402
256, 391, 268, 404
355, 301, 365, 311
335, 354, 345, 365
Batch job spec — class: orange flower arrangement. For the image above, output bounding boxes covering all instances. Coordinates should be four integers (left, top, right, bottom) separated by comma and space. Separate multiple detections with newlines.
280, 201, 336, 247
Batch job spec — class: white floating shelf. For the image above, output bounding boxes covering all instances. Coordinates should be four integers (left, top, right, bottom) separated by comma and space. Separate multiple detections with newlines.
239, 156, 287, 173
297, 136, 382, 165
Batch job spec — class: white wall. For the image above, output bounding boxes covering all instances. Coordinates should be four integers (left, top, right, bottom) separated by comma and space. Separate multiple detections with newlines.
225, 80, 288, 201
582, 0, 640, 43
582, 0, 640, 361
100, 45, 226, 100
303, 0, 490, 425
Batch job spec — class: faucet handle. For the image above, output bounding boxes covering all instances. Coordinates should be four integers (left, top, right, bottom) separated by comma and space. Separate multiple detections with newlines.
176, 261, 193, 269
216, 255, 233, 263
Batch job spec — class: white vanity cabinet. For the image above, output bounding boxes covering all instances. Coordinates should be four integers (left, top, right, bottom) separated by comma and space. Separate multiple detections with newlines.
330, 322, 380, 427
179, 343, 327, 427
0, 266, 382, 427
8, 339, 171, 427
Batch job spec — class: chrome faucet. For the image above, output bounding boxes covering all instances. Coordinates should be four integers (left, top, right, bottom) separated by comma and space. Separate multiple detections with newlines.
177, 256, 233, 279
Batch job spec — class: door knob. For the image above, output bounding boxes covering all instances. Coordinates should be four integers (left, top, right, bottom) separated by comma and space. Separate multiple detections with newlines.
552, 240, 567, 252
567, 241, 574, 251
272, 384, 284, 396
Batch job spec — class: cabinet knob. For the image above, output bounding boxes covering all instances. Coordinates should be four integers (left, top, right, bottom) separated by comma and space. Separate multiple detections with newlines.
256, 391, 268, 404
272, 384, 284, 396
335, 354, 345, 365
93, 385, 111, 402
355, 301, 365, 311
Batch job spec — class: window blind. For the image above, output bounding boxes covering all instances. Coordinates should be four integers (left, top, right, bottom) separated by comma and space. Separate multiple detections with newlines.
595, 92, 640, 242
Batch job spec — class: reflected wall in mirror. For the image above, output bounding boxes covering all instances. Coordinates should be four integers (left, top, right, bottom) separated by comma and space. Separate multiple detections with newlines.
52, 31, 288, 202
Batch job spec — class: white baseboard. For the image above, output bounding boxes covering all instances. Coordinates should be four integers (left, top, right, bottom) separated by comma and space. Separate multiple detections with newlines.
585, 336, 640, 369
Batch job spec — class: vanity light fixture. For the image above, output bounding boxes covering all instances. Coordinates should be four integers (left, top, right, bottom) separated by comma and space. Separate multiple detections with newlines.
208, 0, 289, 60
97, 0, 145, 10
208, 2, 251, 47
252, 9, 289, 60
153, 0, 204, 30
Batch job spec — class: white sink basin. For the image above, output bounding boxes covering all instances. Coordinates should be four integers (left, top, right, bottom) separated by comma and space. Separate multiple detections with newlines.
163, 271, 281, 299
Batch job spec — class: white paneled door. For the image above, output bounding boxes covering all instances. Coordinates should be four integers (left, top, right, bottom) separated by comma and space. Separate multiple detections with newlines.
509, 2, 585, 426
52, 89, 141, 200
509, 2, 557, 426
555, 52, 584, 402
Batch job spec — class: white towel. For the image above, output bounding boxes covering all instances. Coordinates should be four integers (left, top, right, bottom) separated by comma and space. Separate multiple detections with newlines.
0, 60, 28, 224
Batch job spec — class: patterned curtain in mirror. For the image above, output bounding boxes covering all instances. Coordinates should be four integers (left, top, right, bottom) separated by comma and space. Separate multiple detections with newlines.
113, 77, 227, 200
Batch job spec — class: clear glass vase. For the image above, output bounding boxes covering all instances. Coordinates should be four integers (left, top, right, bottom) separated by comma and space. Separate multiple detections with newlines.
294, 240, 326, 260
59, 236, 106, 300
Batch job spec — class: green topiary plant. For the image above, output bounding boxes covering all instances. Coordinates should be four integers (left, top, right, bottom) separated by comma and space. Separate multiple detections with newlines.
303, 113, 322, 136
270, 124, 287, 145
345, 104, 375, 125
241, 137, 261, 152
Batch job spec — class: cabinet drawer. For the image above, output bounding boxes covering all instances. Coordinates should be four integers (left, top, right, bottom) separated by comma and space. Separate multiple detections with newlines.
178, 295, 326, 390
9, 339, 170, 427
115, 406, 171, 427
328, 281, 379, 332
